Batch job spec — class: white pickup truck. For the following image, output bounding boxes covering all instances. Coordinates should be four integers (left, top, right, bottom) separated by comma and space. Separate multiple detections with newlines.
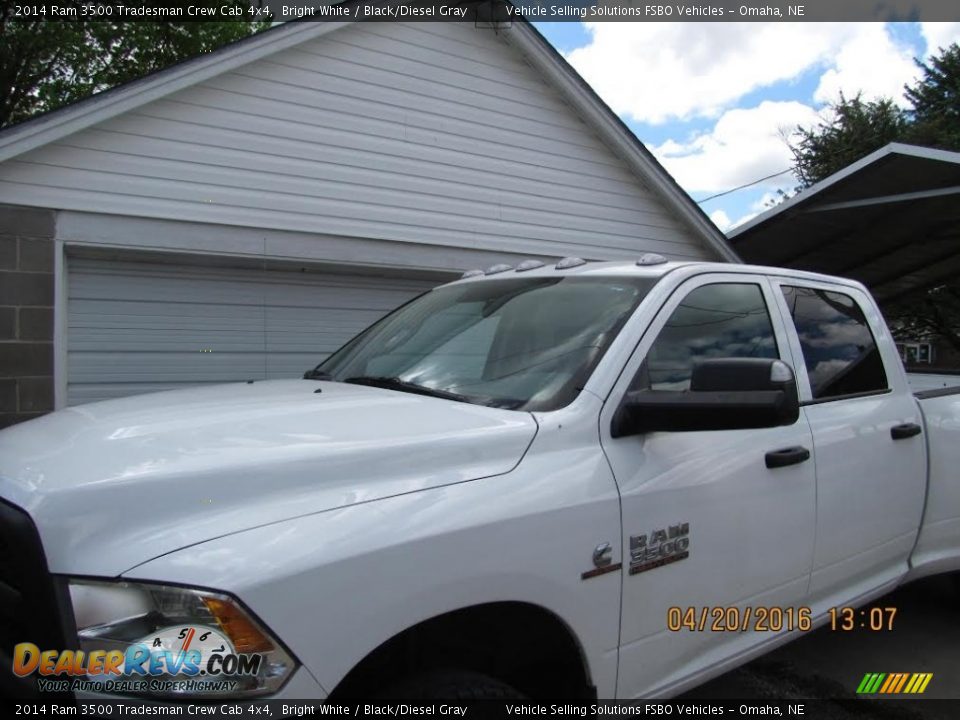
2, 258, 959, 702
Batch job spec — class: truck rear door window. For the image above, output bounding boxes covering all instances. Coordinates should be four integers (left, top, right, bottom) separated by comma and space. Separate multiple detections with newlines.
781, 285, 888, 400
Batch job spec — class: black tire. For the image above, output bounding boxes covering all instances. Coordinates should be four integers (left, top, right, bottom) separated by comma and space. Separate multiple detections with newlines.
379, 669, 526, 700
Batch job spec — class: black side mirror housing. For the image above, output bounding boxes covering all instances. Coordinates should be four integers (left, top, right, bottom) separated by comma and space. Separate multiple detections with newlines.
611, 358, 800, 437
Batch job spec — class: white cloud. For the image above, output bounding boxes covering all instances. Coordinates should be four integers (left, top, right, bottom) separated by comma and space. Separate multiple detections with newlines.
566, 23, 856, 124
652, 100, 820, 194
709, 209, 732, 231
558, 22, 947, 228
813, 24, 920, 106
920, 23, 960, 56
712, 207, 760, 232
565, 23, 926, 124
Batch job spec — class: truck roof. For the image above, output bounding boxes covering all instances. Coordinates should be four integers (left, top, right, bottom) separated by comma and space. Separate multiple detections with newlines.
445, 257, 868, 292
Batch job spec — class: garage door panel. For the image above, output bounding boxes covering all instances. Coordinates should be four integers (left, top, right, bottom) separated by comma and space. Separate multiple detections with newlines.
265, 354, 325, 377
260, 287, 424, 310
69, 382, 217, 406
264, 309, 387, 355
69, 351, 271, 381
67, 257, 436, 405
70, 338, 269, 353
71, 276, 271, 305
72, 267, 428, 308
69, 327, 269, 351
70, 316, 266, 346
266, 339, 358, 354
72, 300, 269, 322
264, 307, 386, 328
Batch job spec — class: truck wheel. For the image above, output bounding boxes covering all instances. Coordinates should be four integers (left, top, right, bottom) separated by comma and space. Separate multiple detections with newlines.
380, 670, 526, 700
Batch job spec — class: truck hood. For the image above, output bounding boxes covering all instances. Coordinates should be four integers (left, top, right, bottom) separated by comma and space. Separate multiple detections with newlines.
0, 380, 537, 576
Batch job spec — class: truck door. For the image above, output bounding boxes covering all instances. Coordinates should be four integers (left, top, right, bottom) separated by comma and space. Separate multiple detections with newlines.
770, 280, 926, 609
599, 273, 817, 698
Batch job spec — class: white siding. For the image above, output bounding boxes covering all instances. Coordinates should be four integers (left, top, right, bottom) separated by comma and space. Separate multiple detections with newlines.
67, 257, 435, 404
0, 23, 713, 262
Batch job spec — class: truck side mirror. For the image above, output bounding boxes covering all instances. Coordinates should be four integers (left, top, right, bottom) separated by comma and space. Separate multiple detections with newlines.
610, 358, 800, 437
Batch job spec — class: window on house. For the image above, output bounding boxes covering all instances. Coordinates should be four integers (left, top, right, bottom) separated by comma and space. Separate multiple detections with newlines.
897, 342, 933, 365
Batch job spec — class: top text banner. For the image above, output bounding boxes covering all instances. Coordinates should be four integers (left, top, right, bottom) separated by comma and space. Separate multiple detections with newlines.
10, 0, 960, 21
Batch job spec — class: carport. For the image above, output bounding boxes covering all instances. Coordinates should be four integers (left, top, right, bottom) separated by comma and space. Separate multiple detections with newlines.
728, 143, 960, 304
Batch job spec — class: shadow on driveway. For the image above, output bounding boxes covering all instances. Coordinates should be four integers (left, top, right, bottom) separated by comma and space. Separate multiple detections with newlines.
680, 575, 959, 719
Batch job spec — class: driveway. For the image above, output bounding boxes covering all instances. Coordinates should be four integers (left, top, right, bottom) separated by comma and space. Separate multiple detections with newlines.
680, 575, 959, 719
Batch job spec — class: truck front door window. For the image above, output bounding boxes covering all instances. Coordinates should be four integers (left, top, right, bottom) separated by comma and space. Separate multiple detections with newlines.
638, 282, 779, 391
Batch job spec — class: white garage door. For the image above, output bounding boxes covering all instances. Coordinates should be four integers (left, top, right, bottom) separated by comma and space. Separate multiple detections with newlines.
67, 257, 438, 405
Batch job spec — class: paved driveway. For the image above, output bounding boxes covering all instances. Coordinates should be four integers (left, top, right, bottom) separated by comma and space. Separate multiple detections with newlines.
680, 575, 959, 719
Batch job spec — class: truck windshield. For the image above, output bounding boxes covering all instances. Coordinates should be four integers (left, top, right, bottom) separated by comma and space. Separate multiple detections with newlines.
312, 275, 656, 411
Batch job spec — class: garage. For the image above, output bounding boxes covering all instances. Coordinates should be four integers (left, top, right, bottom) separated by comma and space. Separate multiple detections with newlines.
66, 257, 434, 405
0, 19, 733, 426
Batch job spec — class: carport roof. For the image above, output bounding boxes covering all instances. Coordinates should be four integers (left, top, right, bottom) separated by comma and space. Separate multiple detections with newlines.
728, 143, 960, 303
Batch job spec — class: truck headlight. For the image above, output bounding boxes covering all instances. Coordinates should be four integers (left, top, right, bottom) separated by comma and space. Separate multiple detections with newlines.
67, 579, 296, 698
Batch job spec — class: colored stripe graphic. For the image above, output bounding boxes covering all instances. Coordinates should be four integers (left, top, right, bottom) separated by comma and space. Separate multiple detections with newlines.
857, 672, 933, 694
893, 673, 910, 694
904, 674, 920, 693
879, 674, 896, 693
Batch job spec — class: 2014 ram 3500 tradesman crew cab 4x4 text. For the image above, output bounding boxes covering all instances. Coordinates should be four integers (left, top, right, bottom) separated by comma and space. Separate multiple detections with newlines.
2, 258, 959, 701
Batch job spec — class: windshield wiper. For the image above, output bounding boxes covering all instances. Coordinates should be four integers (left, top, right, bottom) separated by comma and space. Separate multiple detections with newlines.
342, 376, 473, 404
303, 369, 334, 380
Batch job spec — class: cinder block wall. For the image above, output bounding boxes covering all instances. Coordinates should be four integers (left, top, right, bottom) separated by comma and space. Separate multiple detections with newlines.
0, 204, 55, 428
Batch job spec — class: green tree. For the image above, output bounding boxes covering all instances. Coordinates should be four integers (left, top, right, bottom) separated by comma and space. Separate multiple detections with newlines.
0, 3, 271, 129
790, 43, 960, 188
905, 43, 960, 150
789, 93, 908, 187
788, 43, 960, 360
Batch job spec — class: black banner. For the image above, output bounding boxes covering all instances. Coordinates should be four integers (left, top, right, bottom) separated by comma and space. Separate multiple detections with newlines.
6, 0, 960, 23
5, 699, 960, 720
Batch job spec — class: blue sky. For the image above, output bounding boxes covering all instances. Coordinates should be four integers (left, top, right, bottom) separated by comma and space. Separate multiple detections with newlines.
535, 22, 960, 234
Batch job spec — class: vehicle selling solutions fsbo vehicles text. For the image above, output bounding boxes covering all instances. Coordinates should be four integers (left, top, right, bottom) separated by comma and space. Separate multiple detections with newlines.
505, 4, 803, 17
